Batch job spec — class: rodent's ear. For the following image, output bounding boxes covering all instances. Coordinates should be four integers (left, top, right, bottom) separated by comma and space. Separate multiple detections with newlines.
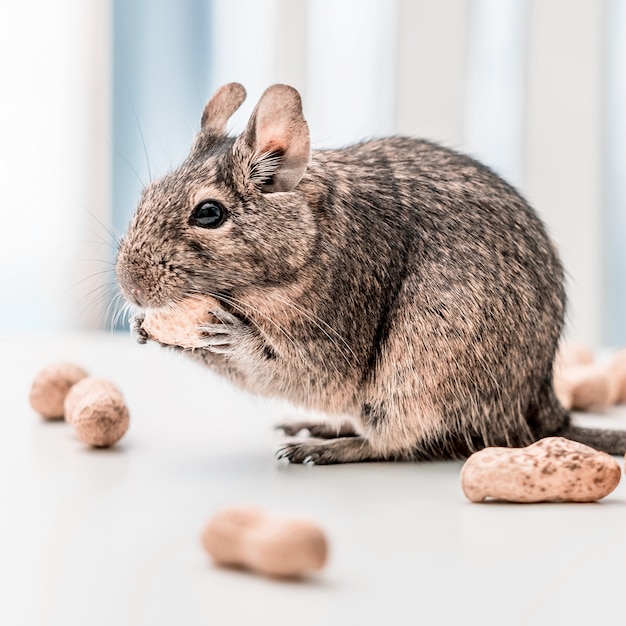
201, 83, 247, 135
241, 84, 311, 192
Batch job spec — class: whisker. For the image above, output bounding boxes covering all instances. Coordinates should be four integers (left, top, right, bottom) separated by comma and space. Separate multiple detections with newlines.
111, 293, 136, 331
110, 294, 127, 331
65, 269, 116, 294
127, 93, 153, 183
268, 291, 357, 366
110, 140, 148, 189
100, 291, 123, 331
80, 258, 117, 267
106, 292, 123, 331
68, 280, 118, 328
79, 204, 123, 248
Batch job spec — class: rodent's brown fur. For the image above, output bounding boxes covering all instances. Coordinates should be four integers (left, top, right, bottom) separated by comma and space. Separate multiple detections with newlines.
116, 83, 626, 463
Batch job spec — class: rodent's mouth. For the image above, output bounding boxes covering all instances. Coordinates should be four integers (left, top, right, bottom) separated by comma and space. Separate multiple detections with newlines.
127, 288, 147, 308
118, 282, 176, 311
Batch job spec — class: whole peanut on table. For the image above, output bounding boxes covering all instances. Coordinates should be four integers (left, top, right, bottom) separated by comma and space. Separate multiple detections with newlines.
201, 506, 328, 578
461, 437, 621, 503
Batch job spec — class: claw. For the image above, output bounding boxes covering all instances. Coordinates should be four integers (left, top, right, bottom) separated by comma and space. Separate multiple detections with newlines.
276, 442, 322, 464
198, 332, 232, 346
199, 322, 230, 335
201, 338, 232, 348
204, 344, 233, 355
198, 323, 234, 354
209, 308, 240, 326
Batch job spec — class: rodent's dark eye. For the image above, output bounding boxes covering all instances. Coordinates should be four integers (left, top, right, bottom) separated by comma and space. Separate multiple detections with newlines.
189, 200, 227, 229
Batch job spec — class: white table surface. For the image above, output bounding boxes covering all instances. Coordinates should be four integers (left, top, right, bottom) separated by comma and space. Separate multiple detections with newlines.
2, 332, 626, 626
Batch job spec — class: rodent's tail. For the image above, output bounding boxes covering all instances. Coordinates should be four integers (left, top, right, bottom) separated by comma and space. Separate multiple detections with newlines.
556, 424, 626, 455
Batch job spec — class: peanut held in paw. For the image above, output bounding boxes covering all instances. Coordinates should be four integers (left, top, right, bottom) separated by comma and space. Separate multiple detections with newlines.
63, 377, 129, 447
460, 437, 621, 503
29, 362, 88, 419
201, 506, 328, 578
142, 297, 219, 348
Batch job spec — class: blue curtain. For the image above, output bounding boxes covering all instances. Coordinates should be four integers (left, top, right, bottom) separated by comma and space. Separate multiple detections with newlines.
112, 0, 211, 327
112, 0, 211, 236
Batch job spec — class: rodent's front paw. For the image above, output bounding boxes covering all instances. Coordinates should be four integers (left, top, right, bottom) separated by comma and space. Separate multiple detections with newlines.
131, 313, 150, 344
198, 308, 251, 356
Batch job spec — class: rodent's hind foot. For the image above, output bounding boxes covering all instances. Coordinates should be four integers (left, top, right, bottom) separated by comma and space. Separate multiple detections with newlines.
275, 420, 358, 439
277, 437, 384, 465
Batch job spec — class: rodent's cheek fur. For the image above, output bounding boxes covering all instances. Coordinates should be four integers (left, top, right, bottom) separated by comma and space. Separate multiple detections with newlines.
187, 193, 317, 294
243, 193, 318, 281
117, 193, 318, 308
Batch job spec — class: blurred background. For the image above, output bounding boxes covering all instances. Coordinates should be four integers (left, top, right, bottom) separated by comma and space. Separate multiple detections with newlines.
0, 0, 623, 347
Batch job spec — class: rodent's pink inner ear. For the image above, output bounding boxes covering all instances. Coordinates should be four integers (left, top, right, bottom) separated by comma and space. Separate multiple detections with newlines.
241, 84, 311, 193
258, 135, 286, 156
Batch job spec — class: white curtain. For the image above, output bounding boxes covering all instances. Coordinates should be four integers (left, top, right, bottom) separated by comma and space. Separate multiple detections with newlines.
605, 0, 626, 346
1, 0, 623, 347
209, 0, 398, 146
0, 0, 111, 331
208, 0, 619, 346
